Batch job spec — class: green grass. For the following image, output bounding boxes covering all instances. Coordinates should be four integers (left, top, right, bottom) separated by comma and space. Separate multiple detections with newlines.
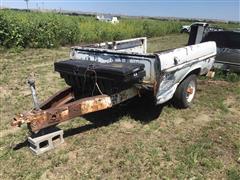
227, 168, 240, 180
213, 70, 240, 83
0, 34, 240, 179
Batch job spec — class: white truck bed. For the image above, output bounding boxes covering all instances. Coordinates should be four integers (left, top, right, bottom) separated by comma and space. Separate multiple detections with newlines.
70, 37, 216, 104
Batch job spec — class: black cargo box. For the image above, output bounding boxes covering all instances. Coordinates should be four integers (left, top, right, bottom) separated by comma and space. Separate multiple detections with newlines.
54, 59, 145, 84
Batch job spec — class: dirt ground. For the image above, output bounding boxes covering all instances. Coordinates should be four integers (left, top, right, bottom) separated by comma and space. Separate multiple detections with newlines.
0, 34, 240, 179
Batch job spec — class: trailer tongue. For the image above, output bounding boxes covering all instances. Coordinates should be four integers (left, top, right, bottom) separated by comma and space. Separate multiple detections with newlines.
12, 85, 139, 133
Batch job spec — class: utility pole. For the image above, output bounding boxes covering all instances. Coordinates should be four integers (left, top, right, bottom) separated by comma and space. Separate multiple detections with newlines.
24, 0, 29, 10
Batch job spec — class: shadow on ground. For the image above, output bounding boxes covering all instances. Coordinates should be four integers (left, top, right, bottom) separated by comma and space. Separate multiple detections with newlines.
64, 95, 165, 138
13, 95, 167, 150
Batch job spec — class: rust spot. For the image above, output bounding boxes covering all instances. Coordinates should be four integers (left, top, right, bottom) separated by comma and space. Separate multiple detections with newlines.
187, 88, 194, 94
153, 80, 158, 96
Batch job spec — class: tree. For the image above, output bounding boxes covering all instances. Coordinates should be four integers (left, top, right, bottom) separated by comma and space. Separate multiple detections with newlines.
24, 0, 29, 9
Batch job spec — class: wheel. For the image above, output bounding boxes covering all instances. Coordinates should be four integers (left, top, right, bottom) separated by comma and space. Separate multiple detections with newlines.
173, 74, 197, 108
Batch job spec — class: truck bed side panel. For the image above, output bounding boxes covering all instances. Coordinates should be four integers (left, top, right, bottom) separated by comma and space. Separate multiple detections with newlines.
155, 42, 217, 104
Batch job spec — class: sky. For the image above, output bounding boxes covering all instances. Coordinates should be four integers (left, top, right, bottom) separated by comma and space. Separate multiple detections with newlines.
1, 0, 240, 21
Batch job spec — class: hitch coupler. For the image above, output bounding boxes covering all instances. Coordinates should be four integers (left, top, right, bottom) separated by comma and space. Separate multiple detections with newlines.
28, 79, 40, 111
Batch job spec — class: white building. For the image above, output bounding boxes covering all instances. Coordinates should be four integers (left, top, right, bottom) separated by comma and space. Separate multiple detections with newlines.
96, 14, 119, 24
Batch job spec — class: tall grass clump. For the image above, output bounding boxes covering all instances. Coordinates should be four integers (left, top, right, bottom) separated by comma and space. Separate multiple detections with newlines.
0, 9, 182, 48
0, 10, 80, 48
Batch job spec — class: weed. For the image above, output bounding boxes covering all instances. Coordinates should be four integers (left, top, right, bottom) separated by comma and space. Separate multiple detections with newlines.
214, 70, 240, 82
227, 168, 240, 180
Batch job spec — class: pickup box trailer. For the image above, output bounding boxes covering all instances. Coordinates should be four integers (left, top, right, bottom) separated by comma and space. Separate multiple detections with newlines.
12, 37, 217, 134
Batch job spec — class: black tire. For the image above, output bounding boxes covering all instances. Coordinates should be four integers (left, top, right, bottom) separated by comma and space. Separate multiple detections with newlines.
173, 74, 197, 108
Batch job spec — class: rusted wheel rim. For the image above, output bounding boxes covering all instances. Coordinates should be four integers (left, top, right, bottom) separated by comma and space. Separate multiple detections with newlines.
186, 80, 196, 103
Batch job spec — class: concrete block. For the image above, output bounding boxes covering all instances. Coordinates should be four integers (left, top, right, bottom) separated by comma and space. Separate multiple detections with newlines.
28, 127, 64, 155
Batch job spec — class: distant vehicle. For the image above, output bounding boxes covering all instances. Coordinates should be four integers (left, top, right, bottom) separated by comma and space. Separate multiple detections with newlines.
188, 24, 240, 73
181, 22, 208, 33
96, 14, 119, 24
202, 31, 240, 72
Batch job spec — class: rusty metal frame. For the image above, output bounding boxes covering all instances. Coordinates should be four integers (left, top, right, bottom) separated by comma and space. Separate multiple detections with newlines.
12, 87, 138, 132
